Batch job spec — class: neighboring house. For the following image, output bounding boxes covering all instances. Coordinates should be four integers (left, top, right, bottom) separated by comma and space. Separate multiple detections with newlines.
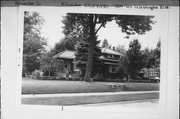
140, 67, 160, 80
53, 50, 79, 79
54, 47, 123, 79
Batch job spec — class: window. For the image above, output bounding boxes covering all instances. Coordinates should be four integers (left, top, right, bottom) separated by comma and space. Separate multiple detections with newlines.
109, 66, 118, 73
65, 63, 70, 71
107, 54, 114, 58
73, 64, 80, 71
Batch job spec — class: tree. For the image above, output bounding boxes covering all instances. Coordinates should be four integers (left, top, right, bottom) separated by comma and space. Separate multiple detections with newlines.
40, 52, 64, 76
23, 11, 47, 75
74, 37, 103, 78
62, 13, 155, 81
127, 39, 144, 79
142, 47, 156, 79
101, 39, 109, 48
51, 38, 75, 55
118, 54, 129, 79
154, 40, 161, 67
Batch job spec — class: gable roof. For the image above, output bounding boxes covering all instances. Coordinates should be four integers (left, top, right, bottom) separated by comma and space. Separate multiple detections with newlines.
54, 50, 75, 59
101, 47, 123, 56
54, 47, 123, 60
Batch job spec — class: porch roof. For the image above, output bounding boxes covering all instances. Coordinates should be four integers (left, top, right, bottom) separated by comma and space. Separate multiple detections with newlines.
54, 50, 75, 59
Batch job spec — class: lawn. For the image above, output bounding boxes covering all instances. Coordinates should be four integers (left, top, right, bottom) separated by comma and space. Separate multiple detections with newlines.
22, 78, 159, 94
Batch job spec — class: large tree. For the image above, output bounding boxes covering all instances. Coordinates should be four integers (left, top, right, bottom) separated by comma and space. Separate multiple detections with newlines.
127, 39, 144, 79
23, 11, 47, 75
74, 37, 103, 78
62, 13, 155, 81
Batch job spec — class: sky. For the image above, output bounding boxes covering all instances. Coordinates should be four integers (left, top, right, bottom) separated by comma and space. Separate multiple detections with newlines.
39, 9, 163, 50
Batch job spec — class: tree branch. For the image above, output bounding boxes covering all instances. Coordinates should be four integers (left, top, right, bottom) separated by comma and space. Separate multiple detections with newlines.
95, 22, 104, 34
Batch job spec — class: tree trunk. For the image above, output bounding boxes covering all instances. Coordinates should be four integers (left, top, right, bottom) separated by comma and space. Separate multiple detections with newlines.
148, 68, 150, 82
48, 70, 50, 76
84, 37, 95, 82
84, 15, 96, 82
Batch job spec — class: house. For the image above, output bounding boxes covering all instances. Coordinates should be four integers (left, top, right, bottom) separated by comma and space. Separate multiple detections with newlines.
100, 47, 123, 78
53, 50, 79, 79
140, 67, 160, 80
54, 47, 123, 79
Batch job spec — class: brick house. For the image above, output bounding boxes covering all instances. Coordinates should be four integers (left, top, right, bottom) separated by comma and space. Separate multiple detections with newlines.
54, 47, 123, 79
100, 47, 123, 78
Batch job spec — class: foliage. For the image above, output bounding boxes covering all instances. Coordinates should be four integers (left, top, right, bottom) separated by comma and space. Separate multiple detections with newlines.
62, 13, 155, 81
40, 52, 64, 76
141, 40, 161, 75
142, 48, 156, 69
74, 38, 103, 78
23, 11, 47, 75
154, 40, 161, 67
126, 39, 144, 79
101, 39, 110, 48
51, 38, 75, 55
118, 54, 129, 79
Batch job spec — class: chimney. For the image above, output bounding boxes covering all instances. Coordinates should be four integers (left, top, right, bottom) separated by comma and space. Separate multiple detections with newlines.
113, 46, 115, 51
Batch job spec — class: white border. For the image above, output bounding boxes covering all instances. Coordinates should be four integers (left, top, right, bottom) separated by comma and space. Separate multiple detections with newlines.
1, 6, 179, 119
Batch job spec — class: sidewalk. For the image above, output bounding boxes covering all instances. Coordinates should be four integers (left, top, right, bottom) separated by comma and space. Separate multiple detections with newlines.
22, 91, 159, 106
22, 91, 159, 98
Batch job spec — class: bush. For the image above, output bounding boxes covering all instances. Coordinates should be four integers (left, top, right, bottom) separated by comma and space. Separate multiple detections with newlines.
93, 73, 105, 81
105, 78, 125, 82
32, 71, 41, 79
39, 76, 66, 80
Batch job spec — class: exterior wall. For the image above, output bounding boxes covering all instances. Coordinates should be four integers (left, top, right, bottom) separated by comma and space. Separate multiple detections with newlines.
57, 58, 74, 78
103, 64, 119, 79
56, 50, 122, 79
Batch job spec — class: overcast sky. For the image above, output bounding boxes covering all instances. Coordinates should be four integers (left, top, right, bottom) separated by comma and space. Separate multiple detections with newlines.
38, 9, 163, 50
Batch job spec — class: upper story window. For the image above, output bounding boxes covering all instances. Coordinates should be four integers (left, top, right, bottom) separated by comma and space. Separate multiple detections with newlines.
107, 54, 114, 58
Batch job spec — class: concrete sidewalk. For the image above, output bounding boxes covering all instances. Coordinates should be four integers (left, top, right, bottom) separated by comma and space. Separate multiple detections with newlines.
22, 91, 159, 98
22, 91, 159, 106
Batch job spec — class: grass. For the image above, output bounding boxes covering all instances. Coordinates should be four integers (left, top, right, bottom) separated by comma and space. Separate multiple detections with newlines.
22, 78, 159, 94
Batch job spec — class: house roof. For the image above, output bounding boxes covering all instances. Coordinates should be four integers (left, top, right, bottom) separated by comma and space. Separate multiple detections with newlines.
54, 50, 75, 59
54, 47, 123, 60
101, 47, 123, 56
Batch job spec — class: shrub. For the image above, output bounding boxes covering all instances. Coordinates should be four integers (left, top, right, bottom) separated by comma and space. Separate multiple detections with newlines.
93, 73, 105, 81
32, 71, 41, 79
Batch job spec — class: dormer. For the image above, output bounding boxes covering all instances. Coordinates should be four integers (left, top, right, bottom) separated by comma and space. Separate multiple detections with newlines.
101, 47, 123, 60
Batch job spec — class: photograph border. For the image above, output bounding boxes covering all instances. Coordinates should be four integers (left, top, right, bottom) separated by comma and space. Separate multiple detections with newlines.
1, 4, 179, 119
